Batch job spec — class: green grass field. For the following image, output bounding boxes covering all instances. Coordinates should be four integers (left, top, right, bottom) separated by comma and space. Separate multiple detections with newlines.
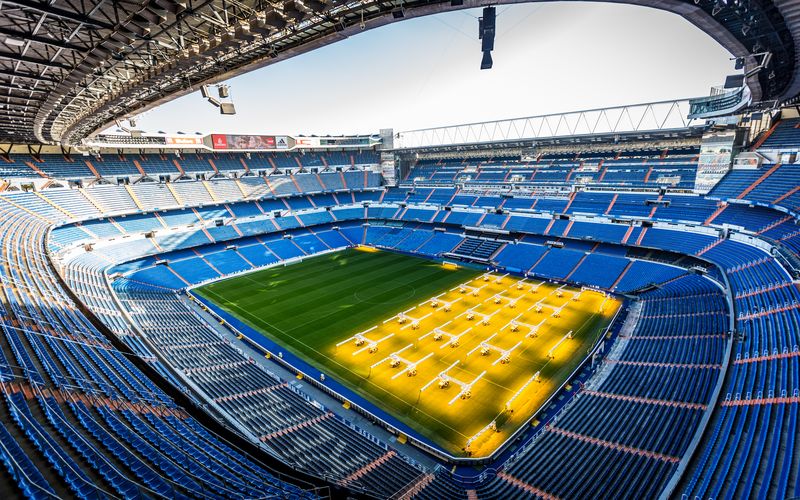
196, 249, 479, 352
195, 248, 618, 456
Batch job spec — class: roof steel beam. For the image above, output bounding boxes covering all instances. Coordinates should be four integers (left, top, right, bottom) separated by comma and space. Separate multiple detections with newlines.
0, 100, 42, 109
0, 50, 74, 70
0, 67, 58, 83
0, 82, 48, 94
0, 94, 45, 105
1, 0, 115, 29
0, 27, 90, 53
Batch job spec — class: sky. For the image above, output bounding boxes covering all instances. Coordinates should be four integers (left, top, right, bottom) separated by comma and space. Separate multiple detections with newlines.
128, 2, 736, 137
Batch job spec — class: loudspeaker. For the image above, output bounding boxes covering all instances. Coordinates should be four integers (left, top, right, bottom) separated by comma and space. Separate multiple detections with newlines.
724, 74, 745, 89
479, 6, 495, 68
481, 51, 493, 70
481, 6, 495, 52
481, 34, 494, 52
481, 7, 495, 29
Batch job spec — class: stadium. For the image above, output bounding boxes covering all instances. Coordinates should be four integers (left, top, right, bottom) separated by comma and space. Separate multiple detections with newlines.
0, 0, 798, 499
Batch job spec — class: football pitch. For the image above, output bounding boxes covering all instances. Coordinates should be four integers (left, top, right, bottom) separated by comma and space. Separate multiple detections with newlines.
195, 248, 621, 457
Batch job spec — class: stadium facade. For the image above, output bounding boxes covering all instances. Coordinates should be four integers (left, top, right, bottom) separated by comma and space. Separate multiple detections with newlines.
0, 0, 800, 499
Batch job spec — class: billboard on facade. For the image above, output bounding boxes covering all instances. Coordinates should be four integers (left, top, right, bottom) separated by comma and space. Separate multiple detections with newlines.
211, 134, 277, 150
165, 136, 203, 145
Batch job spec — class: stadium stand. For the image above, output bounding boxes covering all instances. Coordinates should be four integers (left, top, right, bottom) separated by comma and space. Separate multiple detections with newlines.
1, 121, 800, 498
1, 0, 800, 492
47, 197, 734, 496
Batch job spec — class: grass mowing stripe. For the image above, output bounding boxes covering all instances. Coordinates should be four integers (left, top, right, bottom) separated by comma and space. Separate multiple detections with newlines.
209, 251, 434, 323
248, 253, 423, 316
204, 252, 359, 301
198, 249, 475, 351
271, 260, 441, 329
210, 251, 407, 308
279, 259, 467, 333
278, 265, 455, 339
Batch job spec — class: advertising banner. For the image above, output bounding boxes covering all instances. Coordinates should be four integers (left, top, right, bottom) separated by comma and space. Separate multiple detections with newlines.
211, 134, 228, 149
166, 136, 204, 145
211, 134, 277, 150
207, 133, 379, 151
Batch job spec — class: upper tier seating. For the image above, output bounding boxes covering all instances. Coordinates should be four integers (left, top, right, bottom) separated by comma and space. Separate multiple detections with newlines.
0, 151, 381, 179
404, 150, 699, 189
2, 139, 800, 499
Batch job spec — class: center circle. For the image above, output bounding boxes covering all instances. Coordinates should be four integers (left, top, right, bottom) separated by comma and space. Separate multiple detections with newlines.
354, 282, 416, 304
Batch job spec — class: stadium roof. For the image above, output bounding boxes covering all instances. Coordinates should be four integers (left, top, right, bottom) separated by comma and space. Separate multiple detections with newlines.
0, 0, 796, 145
